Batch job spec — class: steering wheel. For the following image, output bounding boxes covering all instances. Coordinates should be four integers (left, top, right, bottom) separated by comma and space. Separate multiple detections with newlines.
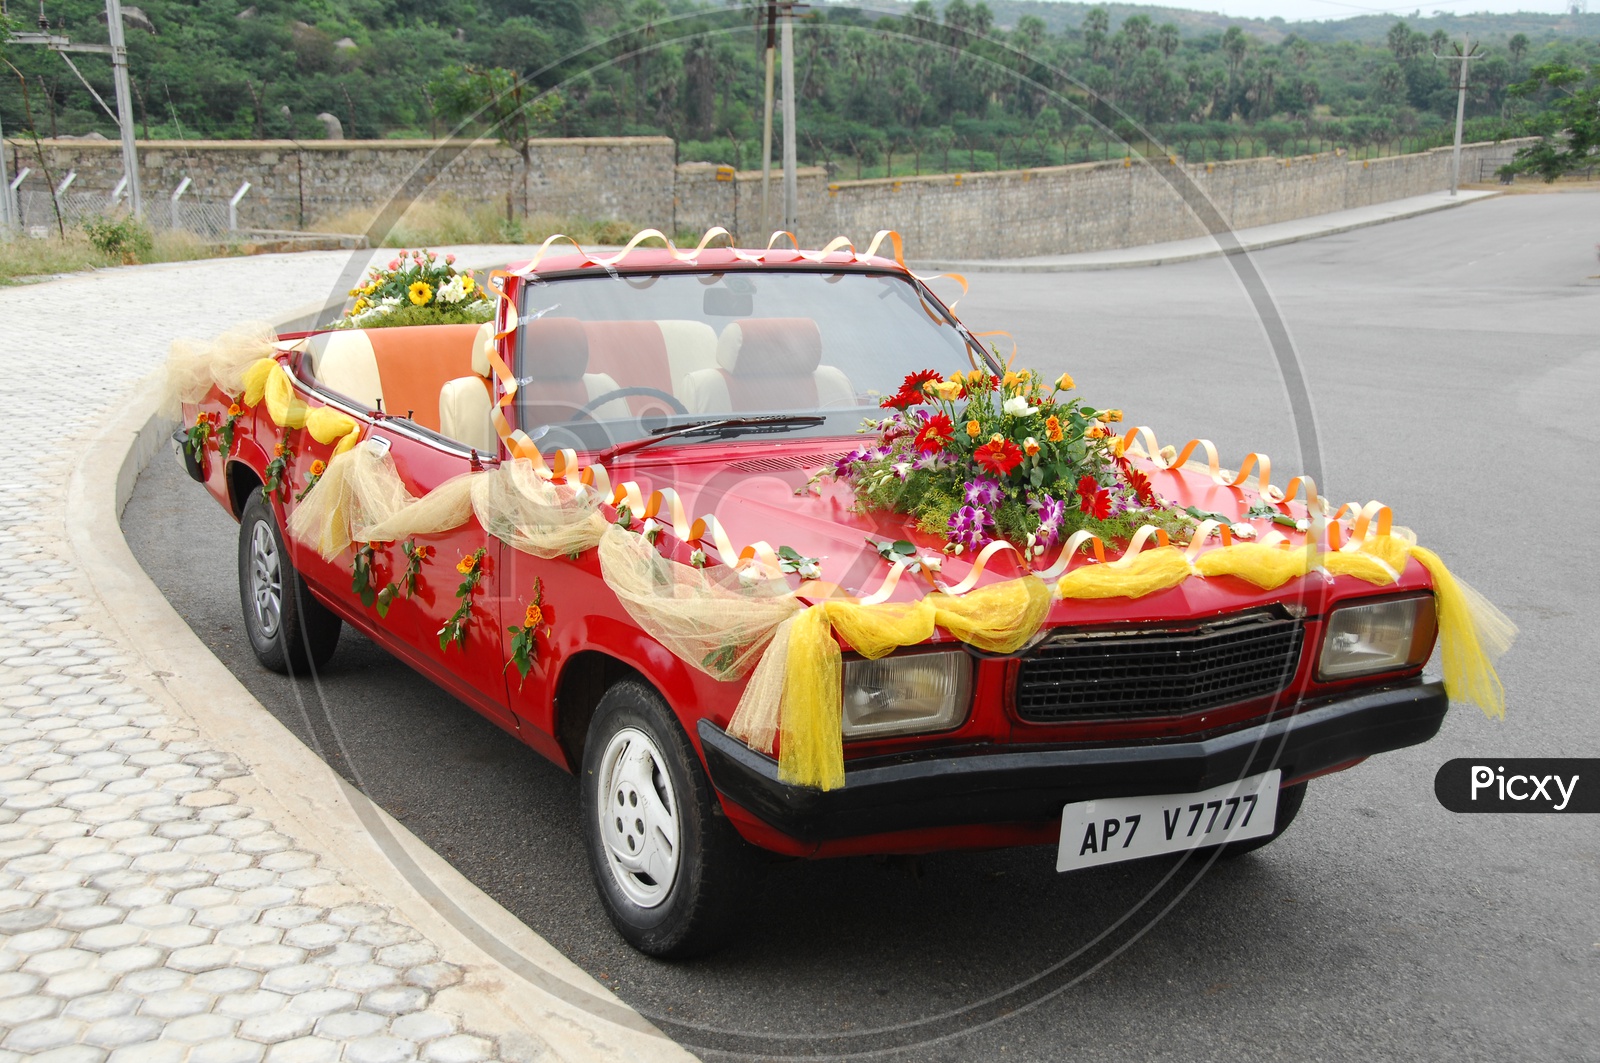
571, 386, 687, 421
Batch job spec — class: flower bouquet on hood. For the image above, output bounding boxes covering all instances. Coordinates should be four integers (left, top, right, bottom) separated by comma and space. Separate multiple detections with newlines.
333, 249, 494, 329
831, 368, 1183, 556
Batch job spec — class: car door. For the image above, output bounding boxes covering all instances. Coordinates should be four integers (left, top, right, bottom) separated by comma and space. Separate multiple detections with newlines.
281, 379, 518, 736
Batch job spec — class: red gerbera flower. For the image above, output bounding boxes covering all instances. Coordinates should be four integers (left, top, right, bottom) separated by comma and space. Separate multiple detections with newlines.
974, 437, 1025, 476
879, 369, 944, 410
1124, 468, 1155, 505
1077, 475, 1111, 519
914, 413, 954, 454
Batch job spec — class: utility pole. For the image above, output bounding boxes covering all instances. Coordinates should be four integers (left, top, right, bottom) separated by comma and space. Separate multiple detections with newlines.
760, 0, 775, 239
104, 0, 142, 217
780, 7, 797, 236
9, 0, 144, 217
1434, 34, 1483, 197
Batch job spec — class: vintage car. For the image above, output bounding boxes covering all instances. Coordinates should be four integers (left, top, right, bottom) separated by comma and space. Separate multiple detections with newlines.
180, 243, 1451, 958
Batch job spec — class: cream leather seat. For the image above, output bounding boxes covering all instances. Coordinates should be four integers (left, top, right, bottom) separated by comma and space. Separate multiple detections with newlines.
680, 318, 853, 414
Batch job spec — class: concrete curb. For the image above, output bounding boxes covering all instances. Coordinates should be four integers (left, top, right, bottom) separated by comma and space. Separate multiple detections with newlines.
66, 370, 699, 1063
912, 189, 1503, 273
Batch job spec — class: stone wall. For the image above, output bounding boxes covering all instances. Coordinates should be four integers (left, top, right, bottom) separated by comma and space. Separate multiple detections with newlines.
3, 137, 676, 233
5, 135, 1532, 257
818, 139, 1536, 260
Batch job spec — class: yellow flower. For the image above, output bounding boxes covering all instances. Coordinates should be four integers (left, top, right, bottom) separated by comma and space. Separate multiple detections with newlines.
1054, 373, 1075, 392
966, 419, 982, 438
309, 459, 326, 477
931, 380, 964, 402
457, 554, 478, 575
1111, 436, 1127, 457
1002, 370, 1024, 389
408, 281, 434, 306
1045, 415, 1063, 442
1097, 408, 1124, 423
1086, 425, 1108, 439
352, 298, 369, 314
462, 276, 476, 293
1023, 437, 1040, 456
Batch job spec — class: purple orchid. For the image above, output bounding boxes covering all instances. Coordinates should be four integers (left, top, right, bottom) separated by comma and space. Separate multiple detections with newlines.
948, 505, 991, 551
1030, 493, 1066, 548
963, 477, 1004, 509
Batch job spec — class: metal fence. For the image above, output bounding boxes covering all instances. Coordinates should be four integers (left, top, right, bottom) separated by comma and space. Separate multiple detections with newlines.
5, 176, 251, 239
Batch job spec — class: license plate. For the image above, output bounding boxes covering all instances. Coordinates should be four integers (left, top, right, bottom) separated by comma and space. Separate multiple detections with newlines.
1056, 770, 1281, 872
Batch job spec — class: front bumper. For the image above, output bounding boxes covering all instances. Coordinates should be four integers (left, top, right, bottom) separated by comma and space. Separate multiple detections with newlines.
699, 680, 1448, 843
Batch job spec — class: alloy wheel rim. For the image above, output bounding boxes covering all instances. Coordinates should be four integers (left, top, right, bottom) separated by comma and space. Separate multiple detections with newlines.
596, 727, 681, 909
250, 520, 283, 641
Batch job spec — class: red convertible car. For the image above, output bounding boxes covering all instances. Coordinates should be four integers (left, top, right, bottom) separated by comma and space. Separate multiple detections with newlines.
180, 244, 1450, 957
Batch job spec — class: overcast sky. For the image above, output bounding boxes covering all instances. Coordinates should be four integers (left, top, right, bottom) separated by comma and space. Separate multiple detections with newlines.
1099, 0, 1580, 22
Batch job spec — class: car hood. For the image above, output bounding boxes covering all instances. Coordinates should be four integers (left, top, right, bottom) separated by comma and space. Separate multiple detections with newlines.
607, 437, 1426, 627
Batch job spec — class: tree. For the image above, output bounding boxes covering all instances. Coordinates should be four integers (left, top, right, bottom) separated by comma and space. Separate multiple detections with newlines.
429, 65, 563, 216
1222, 26, 1249, 91
1123, 15, 1153, 54
1387, 21, 1412, 62
1083, 7, 1109, 62
1502, 62, 1600, 181
1156, 23, 1180, 60
1508, 33, 1530, 66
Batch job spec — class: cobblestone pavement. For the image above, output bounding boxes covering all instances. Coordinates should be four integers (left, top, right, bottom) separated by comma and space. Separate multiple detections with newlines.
0, 251, 555, 1063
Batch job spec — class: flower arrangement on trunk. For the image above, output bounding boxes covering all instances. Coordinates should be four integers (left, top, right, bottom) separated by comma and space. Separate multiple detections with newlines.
832, 368, 1187, 555
335, 249, 494, 329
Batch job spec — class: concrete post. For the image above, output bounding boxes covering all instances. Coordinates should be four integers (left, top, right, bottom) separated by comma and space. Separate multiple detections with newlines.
105, 0, 144, 218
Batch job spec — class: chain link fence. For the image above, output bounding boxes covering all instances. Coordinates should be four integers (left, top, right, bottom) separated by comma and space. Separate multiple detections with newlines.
8, 183, 243, 239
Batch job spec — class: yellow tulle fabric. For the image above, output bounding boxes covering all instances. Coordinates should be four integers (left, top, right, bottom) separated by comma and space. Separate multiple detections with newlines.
1057, 546, 1194, 599
597, 526, 802, 682
1193, 542, 1315, 589
165, 322, 279, 417
1407, 545, 1516, 720
729, 577, 1052, 791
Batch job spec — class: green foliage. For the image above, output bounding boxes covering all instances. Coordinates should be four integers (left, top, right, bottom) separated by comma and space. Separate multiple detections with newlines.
2, 1, 1595, 181
1500, 62, 1600, 181
81, 216, 153, 262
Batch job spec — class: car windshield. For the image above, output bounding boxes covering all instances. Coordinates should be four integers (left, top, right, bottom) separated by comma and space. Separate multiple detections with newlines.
513, 268, 984, 452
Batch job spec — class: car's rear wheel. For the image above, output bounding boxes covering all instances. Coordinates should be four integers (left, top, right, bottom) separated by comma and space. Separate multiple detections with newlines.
581, 679, 752, 958
239, 490, 341, 675
1205, 780, 1307, 859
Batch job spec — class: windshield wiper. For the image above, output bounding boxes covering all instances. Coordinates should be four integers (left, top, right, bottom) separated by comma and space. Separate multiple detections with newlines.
595, 415, 825, 462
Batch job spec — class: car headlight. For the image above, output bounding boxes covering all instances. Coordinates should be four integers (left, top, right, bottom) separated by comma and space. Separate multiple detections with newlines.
1317, 595, 1437, 681
841, 651, 972, 739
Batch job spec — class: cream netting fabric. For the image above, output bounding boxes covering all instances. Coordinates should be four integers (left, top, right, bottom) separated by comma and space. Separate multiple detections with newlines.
597, 525, 803, 682
288, 447, 611, 561
164, 322, 280, 417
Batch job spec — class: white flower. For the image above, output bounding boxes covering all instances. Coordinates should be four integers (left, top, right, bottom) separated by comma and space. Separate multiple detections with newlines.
690, 548, 708, 568
1229, 522, 1257, 540
796, 559, 821, 580
436, 275, 469, 305
1002, 395, 1036, 418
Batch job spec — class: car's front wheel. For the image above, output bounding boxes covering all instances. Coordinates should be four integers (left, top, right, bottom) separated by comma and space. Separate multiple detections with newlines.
238, 490, 341, 675
581, 679, 752, 958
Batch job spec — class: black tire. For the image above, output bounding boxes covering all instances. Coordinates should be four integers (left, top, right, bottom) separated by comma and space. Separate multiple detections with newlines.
581, 679, 752, 959
238, 490, 341, 675
1205, 780, 1307, 860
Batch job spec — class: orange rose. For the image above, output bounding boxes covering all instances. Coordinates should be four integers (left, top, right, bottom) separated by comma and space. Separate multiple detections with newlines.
1045, 415, 1063, 442
524, 603, 543, 628
1086, 425, 1108, 439
457, 555, 478, 575
1023, 437, 1040, 456
309, 460, 326, 477
227, 403, 242, 417
966, 420, 981, 438
274, 443, 288, 456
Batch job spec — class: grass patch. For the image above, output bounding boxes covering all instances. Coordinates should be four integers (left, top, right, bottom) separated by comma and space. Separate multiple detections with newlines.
0, 226, 251, 286
311, 197, 658, 248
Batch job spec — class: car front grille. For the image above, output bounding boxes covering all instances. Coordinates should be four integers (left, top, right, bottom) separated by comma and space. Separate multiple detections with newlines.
1013, 612, 1304, 722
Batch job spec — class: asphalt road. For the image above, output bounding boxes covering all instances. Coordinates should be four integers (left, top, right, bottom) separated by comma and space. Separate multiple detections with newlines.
125, 193, 1600, 1062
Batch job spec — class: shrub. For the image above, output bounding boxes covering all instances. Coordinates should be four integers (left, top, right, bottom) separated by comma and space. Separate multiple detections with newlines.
81, 215, 153, 263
